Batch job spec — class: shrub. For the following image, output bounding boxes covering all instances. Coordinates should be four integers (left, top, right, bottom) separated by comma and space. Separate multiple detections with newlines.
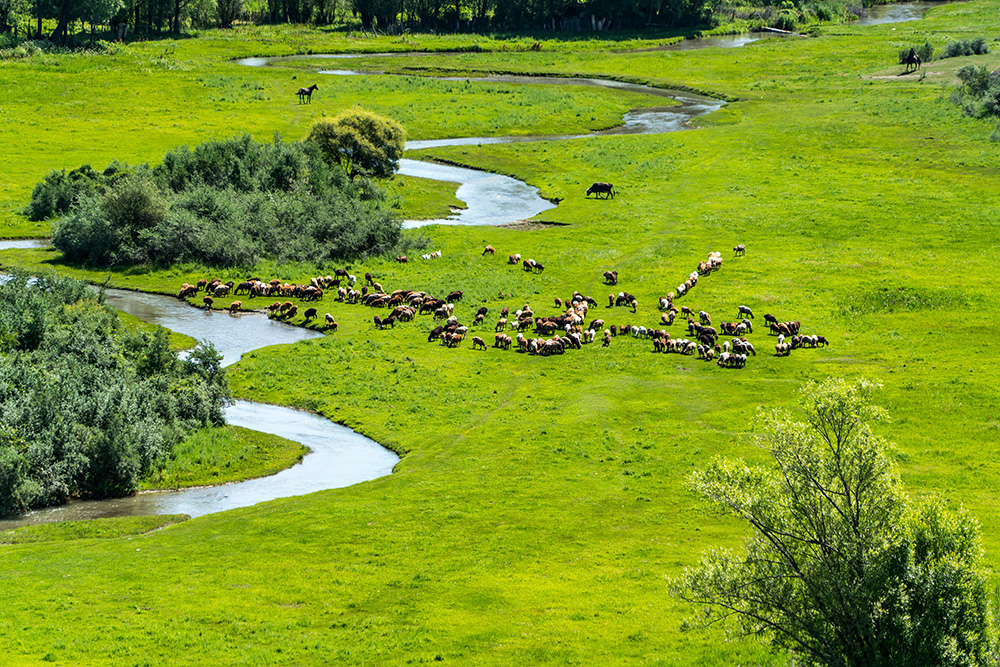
44, 134, 404, 269
0, 272, 230, 513
941, 38, 990, 60
917, 40, 934, 63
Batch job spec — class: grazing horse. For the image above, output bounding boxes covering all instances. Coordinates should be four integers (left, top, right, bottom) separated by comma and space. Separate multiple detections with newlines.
586, 182, 616, 199
903, 48, 921, 73
297, 84, 318, 104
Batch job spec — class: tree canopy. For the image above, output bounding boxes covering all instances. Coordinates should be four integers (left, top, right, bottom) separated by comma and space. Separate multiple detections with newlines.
673, 377, 997, 667
306, 109, 406, 181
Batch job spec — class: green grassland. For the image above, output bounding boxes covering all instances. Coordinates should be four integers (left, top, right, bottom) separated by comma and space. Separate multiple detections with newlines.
3, 3, 1000, 664
0, 515, 189, 544
117, 309, 199, 350
141, 424, 308, 490
384, 174, 466, 220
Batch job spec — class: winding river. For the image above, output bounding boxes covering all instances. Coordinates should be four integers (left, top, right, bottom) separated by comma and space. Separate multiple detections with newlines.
0, 243, 399, 529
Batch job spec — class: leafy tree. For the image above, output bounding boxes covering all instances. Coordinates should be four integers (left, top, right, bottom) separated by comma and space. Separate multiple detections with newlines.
673, 377, 997, 667
306, 109, 406, 180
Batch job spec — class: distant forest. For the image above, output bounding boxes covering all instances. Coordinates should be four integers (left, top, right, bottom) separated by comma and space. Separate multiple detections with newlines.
0, 0, 880, 44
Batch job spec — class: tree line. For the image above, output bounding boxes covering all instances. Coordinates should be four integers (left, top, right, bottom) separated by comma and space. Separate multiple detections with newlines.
0, 271, 230, 514
0, 0, 863, 43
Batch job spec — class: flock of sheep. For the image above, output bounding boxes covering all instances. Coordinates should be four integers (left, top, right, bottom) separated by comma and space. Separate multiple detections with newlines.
177, 243, 829, 366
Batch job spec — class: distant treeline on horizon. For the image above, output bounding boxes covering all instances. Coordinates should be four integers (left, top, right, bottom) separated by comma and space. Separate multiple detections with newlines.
2, 0, 891, 45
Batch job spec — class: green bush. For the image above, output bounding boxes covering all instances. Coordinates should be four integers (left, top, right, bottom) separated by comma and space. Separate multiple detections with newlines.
941, 37, 990, 59
0, 272, 230, 514
951, 64, 1000, 119
47, 134, 404, 269
916, 40, 934, 63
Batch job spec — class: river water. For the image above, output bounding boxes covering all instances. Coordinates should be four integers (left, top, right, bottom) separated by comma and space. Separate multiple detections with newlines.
0, 242, 399, 529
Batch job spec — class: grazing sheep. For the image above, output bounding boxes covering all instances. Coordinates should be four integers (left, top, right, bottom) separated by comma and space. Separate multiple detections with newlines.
603, 270, 618, 285
303, 307, 317, 321
699, 310, 711, 325
446, 290, 464, 303
284, 305, 298, 319
738, 305, 754, 319
482, 245, 496, 256
733, 244, 746, 257
472, 336, 487, 350
213, 284, 231, 297
196, 278, 208, 291
325, 313, 338, 330
203, 296, 214, 309
229, 301, 242, 313
396, 256, 408, 263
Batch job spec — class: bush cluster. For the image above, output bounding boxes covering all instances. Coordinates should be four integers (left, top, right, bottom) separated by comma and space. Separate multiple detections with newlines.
34, 134, 409, 269
940, 37, 990, 60
951, 64, 1000, 119
0, 271, 230, 515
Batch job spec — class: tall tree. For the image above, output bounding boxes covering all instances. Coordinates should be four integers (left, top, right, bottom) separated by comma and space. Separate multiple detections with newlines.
306, 109, 406, 180
673, 378, 997, 667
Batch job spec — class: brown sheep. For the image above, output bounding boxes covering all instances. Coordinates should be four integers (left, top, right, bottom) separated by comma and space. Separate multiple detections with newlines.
325, 313, 338, 330
472, 336, 487, 350
203, 296, 214, 309
229, 301, 242, 313
196, 278, 208, 291
285, 305, 298, 319
279, 301, 293, 313
396, 256, 408, 263
303, 307, 317, 321
483, 245, 496, 256
213, 284, 231, 297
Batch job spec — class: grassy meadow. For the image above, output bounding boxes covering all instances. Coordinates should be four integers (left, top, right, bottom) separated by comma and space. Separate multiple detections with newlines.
3, 2, 1000, 664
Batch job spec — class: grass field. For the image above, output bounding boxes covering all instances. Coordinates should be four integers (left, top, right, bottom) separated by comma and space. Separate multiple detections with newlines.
140, 425, 308, 490
2, 2, 1000, 664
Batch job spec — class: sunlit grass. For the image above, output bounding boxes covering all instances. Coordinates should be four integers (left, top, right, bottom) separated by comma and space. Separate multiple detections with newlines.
2, 4, 1000, 664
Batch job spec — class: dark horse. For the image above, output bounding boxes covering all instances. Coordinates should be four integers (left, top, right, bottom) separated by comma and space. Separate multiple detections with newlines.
586, 182, 616, 199
297, 84, 318, 104
903, 48, 921, 74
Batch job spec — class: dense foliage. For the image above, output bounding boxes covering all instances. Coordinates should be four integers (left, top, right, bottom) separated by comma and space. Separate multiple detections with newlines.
0, 271, 230, 514
940, 37, 990, 59
38, 134, 406, 268
1, 0, 887, 42
952, 64, 1000, 120
674, 378, 997, 667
